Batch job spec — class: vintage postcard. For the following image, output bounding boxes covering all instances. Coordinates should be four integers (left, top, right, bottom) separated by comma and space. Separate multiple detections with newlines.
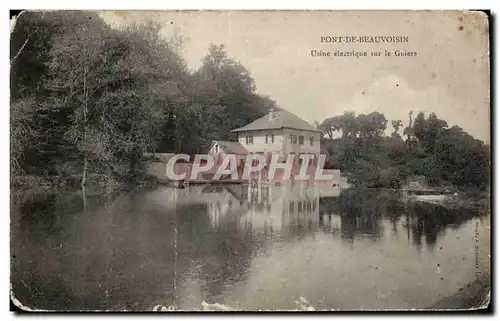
10, 10, 491, 311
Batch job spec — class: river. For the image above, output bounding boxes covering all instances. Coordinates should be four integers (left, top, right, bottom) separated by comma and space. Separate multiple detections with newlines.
10, 183, 490, 311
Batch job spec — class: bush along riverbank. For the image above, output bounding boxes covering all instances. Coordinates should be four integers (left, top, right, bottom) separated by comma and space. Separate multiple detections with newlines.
11, 173, 160, 195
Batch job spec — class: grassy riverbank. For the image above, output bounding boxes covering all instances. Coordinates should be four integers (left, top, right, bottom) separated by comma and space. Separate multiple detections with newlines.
428, 276, 491, 310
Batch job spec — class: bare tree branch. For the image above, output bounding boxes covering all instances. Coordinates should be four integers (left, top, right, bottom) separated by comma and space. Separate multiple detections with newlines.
10, 34, 31, 65
10, 11, 47, 66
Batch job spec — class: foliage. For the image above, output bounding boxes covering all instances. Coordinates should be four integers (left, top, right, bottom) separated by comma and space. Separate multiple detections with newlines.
319, 111, 489, 191
391, 120, 403, 139
319, 111, 387, 139
11, 12, 276, 188
10, 12, 489, 193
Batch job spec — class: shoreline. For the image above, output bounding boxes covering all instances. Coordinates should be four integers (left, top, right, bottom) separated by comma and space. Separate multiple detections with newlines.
413, 194, 489, 212
427, 276, 491, 310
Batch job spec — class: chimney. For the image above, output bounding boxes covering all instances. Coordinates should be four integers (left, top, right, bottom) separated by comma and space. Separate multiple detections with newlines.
268, 108, 275, 120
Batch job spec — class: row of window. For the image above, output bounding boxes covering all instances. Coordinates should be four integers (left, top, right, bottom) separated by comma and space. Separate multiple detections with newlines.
245, 134, 314, 145
290, 135, 314, 146
289, 200, 317, 214
246, 135, 275, 144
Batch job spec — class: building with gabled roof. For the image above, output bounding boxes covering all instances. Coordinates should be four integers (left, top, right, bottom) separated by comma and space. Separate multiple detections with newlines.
210, 109, 321, 163
231, 109, 321, 133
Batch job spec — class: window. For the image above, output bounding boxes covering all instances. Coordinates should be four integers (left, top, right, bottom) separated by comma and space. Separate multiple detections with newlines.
215, 145, 219, 153
310, 136, 314, 146
289, 201, 295, 213
271, 134, 274, 143
265, 134, 274, 144
299, 136, 304, 145
246, 135, 253, 144
290, 135, 297, 144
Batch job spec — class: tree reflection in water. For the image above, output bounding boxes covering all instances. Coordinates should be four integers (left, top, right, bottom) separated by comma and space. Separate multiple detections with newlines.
319, 188, 486, 251
405, 201, 483, 252
11, 185, 486, 311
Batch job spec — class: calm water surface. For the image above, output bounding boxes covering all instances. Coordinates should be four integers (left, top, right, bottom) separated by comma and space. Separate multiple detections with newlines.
11, 183, 489, 310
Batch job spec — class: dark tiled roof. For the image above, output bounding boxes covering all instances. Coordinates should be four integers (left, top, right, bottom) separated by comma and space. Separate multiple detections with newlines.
212, 140, 248, 155
231, 110, 321, 133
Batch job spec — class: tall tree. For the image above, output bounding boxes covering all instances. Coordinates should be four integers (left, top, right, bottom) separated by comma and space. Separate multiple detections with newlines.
403, 111, 414, 141
391, 120, 403, 139
191, 44, 276, 143
356, 112, 387, 139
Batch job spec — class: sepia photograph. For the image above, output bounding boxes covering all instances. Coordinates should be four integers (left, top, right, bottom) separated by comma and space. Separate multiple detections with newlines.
10, 9, 491, 311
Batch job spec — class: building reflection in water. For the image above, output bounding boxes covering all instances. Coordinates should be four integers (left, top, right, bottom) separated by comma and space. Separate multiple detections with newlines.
198, 182, 331, 238
11, 185, 487, 310
241, 181, 322, 238
150, 184, 485, 254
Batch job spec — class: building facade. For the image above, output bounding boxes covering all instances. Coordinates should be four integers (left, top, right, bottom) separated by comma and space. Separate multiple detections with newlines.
223, 109, 322, 163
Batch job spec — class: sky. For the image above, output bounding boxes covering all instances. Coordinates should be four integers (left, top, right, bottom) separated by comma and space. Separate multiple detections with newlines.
101, 10, 490, 142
